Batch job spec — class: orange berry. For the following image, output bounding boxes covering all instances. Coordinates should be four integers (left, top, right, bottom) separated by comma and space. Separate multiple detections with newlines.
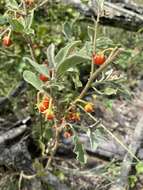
84, 103, 94, 113
93, 53, 106, 65
39, 74, 48, 82
42, 97, 49, 108
38, 103, 47, 113
67, 112, 80, 122
2, 36, 12, 47
74, 112, 80, 121
66, 112, 74, 122
45, 110, 55, 121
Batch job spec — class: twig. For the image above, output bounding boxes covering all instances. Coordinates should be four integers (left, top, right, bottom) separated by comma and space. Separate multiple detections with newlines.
91, 14, 100, 76
26, 37, 37, 62
18, 171, 23, 190
18, 170, 36, 189
45, 128, 60, 169
36, 0, 50, 9
45, 124, 65, 169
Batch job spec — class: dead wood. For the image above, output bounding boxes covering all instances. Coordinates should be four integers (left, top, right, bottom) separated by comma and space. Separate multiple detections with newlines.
60, 0, 143, 31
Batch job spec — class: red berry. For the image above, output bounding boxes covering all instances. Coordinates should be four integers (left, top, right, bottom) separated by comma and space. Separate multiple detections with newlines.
2, 36, 12, 47
84, 103, 94, 113
93, 53, 106, 65
39, 74, 48, 82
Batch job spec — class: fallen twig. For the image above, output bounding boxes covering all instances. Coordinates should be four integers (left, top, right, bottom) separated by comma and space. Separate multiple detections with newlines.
110, 115, 143, 190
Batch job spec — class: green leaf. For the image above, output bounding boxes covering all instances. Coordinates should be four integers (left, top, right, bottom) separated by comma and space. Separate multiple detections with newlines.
136, 161, 143, 174
69, 68, 82, 88
0, 15, 8, 25
115, 50, 132, 69
43, 126, 53, 141
6, 0, 19, 9
23, 70, 43, 90
55, 41, 81, 65
47, 44, 56, 68
24, 57, 49, 78
56, 53, 91, 77
87, 129, 98, 151
129, 175, 137, 188
73, 135, 87, 164
33, 159, 46, 177
96, 37, 113, 49
9, 19, 24, 32
79, 41, 93, 57
25, 10, 34, 29
63, 21, 73, 39
104, 87, 118, 96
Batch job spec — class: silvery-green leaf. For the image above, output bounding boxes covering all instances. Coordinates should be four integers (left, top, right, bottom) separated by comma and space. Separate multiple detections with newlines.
55, 41, 81, 65
24, 57, 49, 78
63, 21, 73, 39
23, 70, 43, 91
47, 44, 56, 68
73, 135, 87, 164
104, 87, 118, 95
6, 0, 19, 9
9, 19, 24, 32
25, 10, 34, 29
56, 54, 91, 77
87, 129, 98, 151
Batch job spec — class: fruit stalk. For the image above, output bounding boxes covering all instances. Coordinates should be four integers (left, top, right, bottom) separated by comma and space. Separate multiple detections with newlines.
91, 13, 100, 76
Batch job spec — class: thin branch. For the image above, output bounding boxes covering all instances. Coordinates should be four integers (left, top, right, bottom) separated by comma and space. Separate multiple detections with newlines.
27, 37, 37, 62
91, 14, 100, 76
109, 115, 143, 190
79, 105, 140, 162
